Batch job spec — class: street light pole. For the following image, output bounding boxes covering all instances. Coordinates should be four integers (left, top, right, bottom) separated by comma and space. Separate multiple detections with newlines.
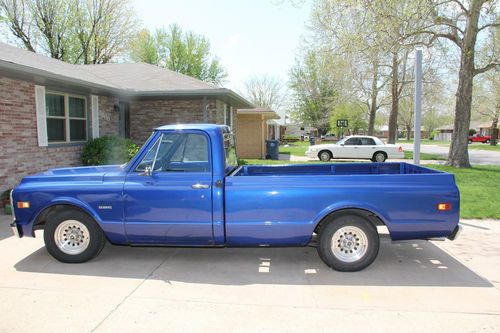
414, 49, 423, 165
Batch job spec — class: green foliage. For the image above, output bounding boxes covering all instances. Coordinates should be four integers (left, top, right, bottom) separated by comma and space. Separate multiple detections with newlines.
81, 136, 139, 166
329, 103, 367, 136
469, 129, 477, 136
129, 24, 227, 85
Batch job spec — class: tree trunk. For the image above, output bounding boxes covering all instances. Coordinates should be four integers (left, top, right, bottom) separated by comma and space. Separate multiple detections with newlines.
446, 1, 482, 168
388, 53, 399, 144
367, 61, 379, 136
491, 111, 499, 146
406, 125, 411, 141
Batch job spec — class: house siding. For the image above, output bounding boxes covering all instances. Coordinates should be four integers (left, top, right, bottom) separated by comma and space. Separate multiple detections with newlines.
0, 76, 82, 192
98, 95, 119, 137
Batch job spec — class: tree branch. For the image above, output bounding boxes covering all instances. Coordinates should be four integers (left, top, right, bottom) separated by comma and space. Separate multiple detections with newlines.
474, 62, 500, 76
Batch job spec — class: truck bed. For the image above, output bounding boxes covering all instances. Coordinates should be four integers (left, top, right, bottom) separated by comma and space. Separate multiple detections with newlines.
233, 162, 442, 176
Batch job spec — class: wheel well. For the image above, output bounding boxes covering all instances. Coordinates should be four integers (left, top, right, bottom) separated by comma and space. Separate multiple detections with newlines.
33, 204, 91, 231
314, 208, 386, 235
318, 149, 332, 158
373, 151, 387, 159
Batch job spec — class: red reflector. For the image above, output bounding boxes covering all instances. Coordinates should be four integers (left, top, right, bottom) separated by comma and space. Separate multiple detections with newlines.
17, 202, 30, 209
437, 203, 451, 211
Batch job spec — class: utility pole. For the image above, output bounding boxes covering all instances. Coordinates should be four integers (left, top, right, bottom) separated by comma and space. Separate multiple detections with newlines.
413, 49, 422, 165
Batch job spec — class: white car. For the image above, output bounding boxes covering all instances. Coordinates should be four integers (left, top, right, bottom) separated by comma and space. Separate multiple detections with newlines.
306, 136, 404, 162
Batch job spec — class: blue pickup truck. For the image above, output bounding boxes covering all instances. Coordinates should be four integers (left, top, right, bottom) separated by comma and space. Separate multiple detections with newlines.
10, 124, 461, 271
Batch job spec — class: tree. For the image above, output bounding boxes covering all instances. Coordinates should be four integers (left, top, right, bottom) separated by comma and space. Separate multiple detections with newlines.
407, 0, 500, 167
289, 50, 347, 135
242, 75, 286, 111
329, 103, 368, 137
129, 24, 227, 85
0, 0, 138, 64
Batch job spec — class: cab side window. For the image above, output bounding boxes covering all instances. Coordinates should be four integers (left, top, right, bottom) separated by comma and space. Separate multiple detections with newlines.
361, 138, 376, 145
345, 138, 362, 145
136, 132, 210, 173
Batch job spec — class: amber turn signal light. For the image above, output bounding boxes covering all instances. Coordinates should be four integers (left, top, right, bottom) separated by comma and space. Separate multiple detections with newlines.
17, 202, 30, 209
437, 203, 451, 211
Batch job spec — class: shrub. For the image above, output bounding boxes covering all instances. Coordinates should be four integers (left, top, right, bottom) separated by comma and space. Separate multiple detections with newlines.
469, 129, 477, 136
81, 136, 139, 166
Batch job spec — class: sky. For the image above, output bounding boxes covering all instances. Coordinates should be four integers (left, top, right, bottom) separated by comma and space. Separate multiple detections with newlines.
133, 0, 312, 94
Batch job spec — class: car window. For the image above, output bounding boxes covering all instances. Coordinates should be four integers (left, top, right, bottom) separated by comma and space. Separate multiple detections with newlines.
360, 138, 376, 145
345, 138, 361, 145
136, 132, 210, 173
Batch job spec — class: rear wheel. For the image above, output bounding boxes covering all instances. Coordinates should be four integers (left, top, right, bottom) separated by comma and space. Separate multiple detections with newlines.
44, 209, 106, 263
372, 151, 387, 162
318, 150, 332, 162
468, 139, 472, 144
485, 139, 490, 144
317, 214, 380, 271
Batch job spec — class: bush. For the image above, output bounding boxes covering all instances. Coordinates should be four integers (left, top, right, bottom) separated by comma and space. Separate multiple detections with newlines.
469, 129, 477, 136
81, 136, 139, 166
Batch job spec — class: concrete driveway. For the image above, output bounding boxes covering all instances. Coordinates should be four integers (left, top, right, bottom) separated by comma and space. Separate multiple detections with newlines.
400, 143, 500, 165
1, 214, 499, 332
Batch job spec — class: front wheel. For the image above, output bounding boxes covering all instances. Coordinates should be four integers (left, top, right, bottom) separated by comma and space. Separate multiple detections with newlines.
372, 152, 387, 162
44, 209, 106, 263
485, 139, 490, 144
468, 139, 472, 144
317, 214, 380, 271
318, 150, 332, 162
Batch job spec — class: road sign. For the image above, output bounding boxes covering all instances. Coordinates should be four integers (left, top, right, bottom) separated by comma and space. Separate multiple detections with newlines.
337, 119, 348, 127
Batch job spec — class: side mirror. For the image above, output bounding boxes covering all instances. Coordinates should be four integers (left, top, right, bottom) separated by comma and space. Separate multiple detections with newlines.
140, 165, 153, 176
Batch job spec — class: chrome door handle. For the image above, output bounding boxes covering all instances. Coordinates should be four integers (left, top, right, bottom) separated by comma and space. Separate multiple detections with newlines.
192, 184, 210, 189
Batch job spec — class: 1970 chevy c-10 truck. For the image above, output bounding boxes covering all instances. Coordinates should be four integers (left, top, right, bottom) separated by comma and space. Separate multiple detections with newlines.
10, 124, 461, 271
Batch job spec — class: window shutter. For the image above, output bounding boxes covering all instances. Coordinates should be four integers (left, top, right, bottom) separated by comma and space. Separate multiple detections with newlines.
91, 95, 99, 138
35, 85, 48, 147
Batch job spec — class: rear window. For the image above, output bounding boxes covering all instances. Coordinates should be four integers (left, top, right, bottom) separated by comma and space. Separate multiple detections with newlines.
223, 127, 238, 174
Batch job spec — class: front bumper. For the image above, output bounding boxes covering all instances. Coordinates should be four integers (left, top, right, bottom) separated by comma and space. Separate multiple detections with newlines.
305, 150, 318, 159
447, 224, 462, 241
10, 221, 22, 238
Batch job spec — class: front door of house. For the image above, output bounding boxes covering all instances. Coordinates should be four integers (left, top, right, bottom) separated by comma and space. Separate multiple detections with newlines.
119, 101, 130, 138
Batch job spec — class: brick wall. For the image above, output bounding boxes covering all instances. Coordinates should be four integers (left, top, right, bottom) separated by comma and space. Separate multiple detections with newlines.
0, 76, 82, 192
99, 95, 119, 137
129, 98, 229, 144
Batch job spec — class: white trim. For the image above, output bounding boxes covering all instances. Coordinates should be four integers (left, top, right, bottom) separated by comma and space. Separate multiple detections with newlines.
91, 95, 99, 138
35, 85, 48, 147
230, 106, 233, 129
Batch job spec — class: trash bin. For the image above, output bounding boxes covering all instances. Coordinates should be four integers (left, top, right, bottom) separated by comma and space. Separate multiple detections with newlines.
265, 140, 280, 160
309, 136, 316, 145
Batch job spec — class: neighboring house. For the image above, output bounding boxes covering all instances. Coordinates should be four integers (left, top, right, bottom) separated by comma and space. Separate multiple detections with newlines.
236, 108, 280, 159
478, 122, 500, 139
0, 42, 253, 192
283, 123, 318, 138
267, 120, 281, 141
435, 121, 485, 141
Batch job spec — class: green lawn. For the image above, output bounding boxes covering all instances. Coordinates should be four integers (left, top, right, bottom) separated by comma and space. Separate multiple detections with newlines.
238, 159, 499, 220
404, 151, 446, 160
468, 144, 500, 152
425, 165, 500, 219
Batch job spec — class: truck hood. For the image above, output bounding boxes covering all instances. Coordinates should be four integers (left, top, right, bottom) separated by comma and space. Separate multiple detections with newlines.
19, 165, 124, 185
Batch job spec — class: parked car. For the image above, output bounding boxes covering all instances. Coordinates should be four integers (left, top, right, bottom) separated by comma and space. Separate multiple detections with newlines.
306, 135, 404, 162
321, 133, 336, 141
468, 134, 491, 144
10, 124, 460, 272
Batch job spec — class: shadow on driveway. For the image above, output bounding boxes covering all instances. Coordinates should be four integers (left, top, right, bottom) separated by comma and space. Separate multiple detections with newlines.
14, 239, 492, 288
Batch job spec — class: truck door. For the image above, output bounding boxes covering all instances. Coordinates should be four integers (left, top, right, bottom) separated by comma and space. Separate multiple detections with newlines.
123, 131, 213, 245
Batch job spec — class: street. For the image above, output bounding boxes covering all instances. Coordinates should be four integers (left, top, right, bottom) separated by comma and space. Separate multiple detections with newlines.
1, 214, 499, 332
400, 143, 500, 165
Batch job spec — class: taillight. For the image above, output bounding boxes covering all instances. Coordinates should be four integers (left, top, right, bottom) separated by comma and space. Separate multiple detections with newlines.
399, 146, 403, 152
437, 203, 452, 211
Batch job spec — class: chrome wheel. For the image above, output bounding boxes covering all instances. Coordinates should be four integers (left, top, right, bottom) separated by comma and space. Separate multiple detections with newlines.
54, 220, 90, 255
375, 153, 386, 162
319, 151, 331, 162
331, 226, 368, 263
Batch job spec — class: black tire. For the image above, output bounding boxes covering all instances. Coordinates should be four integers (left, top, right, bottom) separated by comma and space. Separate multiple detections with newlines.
317, 214, 379, 272
372, 151, 387, 162
468, 139, 472, 144
485, 139, 490, 144
318, 150, 332, 162
44, 209, 106, 263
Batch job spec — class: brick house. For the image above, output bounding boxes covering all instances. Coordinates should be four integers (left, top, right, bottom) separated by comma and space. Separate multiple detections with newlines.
0, 43, 253, 193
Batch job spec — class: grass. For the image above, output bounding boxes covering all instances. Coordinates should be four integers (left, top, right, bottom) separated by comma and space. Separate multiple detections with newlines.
467, 144, 500, 152
403, 151, 446, 160
425, 165, 500, 219
238, 158, 500, 220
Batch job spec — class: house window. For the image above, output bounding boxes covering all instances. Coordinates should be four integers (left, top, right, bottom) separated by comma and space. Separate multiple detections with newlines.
224, 104, 232, 128
46, 93, 87, 143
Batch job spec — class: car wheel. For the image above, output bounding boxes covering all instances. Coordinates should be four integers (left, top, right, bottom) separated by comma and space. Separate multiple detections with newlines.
485, 139, 490, 144
373, 151, 386, 162
468, 139, 472, 144
44, 209, 106, 263
317, 214, 380, 272
318, 150, 332, 162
